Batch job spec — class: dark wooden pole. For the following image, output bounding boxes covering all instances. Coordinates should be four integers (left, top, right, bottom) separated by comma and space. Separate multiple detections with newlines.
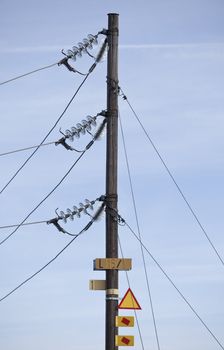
105, 13, 119, 350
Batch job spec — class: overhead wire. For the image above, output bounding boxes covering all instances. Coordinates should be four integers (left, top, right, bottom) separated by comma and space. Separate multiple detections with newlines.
0, 112, 105, 158
0, 147, 88, 246
0, 37, 107, 194
0, 32, 106, 87
0, 38, 108, 195
118, 109, 161, 350
0, 141, 56, 158
0, 62, 59, 86
115, 210, 224, 350
0, 216, 97, 303
0, 195, 105, 232
0, 220, 47, 230
0, 73, 91, 195
119, 87, 224, 267
0, 117, 106, 246
46, 196, 106, 237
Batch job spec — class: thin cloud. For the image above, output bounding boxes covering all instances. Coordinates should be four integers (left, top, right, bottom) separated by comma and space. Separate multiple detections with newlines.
120, 43, 224, 59
1, 42, 224, 54
120, 42, 224, 49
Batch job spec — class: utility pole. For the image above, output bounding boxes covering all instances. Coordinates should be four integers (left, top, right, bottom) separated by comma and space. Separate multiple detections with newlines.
91, 13, 135, 348
105, 13, 119, 350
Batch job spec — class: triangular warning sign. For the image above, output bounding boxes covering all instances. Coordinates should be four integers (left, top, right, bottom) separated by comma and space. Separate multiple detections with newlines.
118, 288, 141, 310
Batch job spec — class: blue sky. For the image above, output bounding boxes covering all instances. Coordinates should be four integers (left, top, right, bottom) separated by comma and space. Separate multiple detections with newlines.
0, 1, 224, 349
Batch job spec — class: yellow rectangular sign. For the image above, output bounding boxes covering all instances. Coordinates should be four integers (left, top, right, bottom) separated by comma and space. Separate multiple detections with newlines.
116, 316, 134, 327
115, 335, 134, 346
94, 258, 132, 271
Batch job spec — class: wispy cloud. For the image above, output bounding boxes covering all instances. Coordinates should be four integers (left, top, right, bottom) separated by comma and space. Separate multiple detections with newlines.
120, 43, 224, 59
120, 42, 224, 49
1, 42, 224, 55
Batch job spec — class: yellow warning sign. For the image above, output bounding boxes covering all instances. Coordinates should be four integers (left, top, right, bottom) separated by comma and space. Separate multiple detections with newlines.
116, 316, 134, 327
118, 288, 141, 310
115, 335, 134, 346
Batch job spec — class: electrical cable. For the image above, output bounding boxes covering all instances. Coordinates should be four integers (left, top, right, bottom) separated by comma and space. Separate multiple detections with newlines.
0, 73, 91, 195
0, 141, 56, 158
46, 197, 105, 237
0, 112, 105, 157
118, 109, 161, 350
0, 194, 105, 233
0, 218, 95, 303
0, 41, 106, 195
0, 143, 92, 246
115, 210, 224, 350
0, 29, 106, 87
0, 220, 47, 230
0, 116, 105, 246
0, 62, 59, 86
119, 87, 224, 267
118, 236, 145, 350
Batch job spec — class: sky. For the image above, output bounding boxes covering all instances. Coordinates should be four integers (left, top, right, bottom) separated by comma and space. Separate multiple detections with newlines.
0, 1, 224, 349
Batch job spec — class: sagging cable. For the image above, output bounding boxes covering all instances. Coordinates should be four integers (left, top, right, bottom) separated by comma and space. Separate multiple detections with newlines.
55, 110, 107, 151
47, 195, 106, 236
0, 30, 108, 86
88, 38, 108, 74
0, 205, 107, 303
57, 57, 88, 76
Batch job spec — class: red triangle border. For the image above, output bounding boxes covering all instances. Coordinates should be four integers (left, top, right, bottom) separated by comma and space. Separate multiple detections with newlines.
118, 288, 141, 310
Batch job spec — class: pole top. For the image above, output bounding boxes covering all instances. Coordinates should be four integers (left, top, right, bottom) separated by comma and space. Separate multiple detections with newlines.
107, 13, 119, 16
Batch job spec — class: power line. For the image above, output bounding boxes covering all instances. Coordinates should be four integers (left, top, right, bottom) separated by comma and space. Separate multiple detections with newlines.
0, 117, 105, 246
0, 30, 106, 87
119, 87, 224, 267
0, 218, 96, 303
0, 220, 47, 230
0, 194, 105, 233
0, 40, 107, 195
0, 141, 56, 158
0, 144, 91, 246
46, 196, 105, 237
0, 111, 105, 158
118, 109, 161, 350
0, 73, 91, 195
116, 212, 224, 350
0, 62, 58, 86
